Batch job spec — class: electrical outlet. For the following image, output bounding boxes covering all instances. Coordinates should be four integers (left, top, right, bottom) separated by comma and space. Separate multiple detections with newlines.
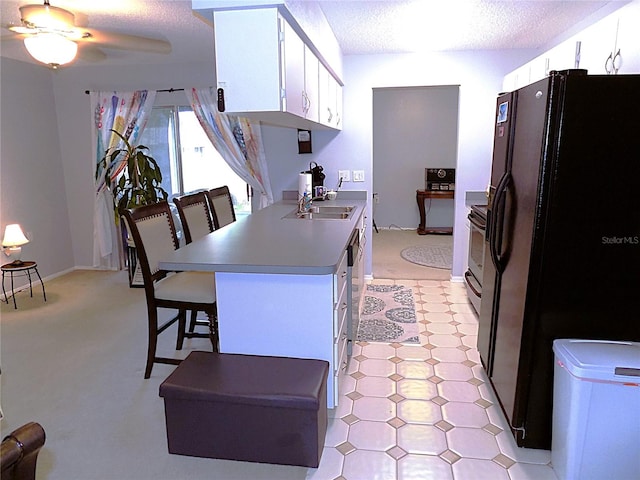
338, 170, 351, 182
353, 170, 365, 182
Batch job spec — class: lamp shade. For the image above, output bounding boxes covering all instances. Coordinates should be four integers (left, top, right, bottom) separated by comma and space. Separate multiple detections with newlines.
2, 224, 29, 247
24, 33, 78, 68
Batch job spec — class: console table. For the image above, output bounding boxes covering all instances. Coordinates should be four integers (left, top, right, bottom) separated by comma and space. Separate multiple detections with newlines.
416, 189, 454, 235
1, 261, 47, 309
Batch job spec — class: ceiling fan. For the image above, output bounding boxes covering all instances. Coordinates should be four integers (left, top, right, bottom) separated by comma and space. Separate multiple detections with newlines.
4, 0, 171, 69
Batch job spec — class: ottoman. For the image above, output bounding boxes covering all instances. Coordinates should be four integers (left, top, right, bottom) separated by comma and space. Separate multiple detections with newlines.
159, 351, 329, 467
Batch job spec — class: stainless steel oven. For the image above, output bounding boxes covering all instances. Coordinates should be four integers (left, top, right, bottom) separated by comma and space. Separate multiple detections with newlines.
465, 205, 487, 314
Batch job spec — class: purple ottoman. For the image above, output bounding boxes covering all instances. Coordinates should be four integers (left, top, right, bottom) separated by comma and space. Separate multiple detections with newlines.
159, 351, 329, 467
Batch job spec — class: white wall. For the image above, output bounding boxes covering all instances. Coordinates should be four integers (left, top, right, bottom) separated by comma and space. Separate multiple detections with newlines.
372, 85, 459, 229
335, 50, 535, 278
0, 58, 74, 282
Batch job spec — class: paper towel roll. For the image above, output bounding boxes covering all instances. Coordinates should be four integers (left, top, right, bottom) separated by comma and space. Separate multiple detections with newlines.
298, 172, 312, 198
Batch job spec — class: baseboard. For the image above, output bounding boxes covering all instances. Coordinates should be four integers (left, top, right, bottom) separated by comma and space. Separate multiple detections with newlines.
375, 226, 416, 231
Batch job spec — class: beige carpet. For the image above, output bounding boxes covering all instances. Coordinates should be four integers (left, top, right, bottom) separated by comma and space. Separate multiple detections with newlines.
0, 270, 307, 480
372, 228, 453, 280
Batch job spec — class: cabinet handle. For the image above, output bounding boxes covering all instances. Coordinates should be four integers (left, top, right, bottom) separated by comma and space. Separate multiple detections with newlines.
341, 302, 348, 311
605, 52, 613, 74
612, 49, 621, 74
341, 271, 347, 278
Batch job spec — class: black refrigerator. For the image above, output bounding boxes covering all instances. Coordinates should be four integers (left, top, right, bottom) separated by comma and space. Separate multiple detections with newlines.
478, 69, 640, 450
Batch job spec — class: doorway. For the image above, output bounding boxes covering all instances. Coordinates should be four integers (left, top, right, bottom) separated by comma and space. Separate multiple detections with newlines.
372, 85, 459, 279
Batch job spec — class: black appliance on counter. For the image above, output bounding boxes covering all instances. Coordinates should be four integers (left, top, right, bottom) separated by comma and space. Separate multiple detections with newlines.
306, 162, 326, 198
479, 70, 640, 449
425, 168, 455, 191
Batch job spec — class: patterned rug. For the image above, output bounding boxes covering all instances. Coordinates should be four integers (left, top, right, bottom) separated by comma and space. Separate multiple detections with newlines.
400, 245, 453, 269
357, 284, 419, 344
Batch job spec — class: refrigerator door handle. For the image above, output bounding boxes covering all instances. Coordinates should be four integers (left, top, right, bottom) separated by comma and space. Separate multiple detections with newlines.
489, 172, 511, 273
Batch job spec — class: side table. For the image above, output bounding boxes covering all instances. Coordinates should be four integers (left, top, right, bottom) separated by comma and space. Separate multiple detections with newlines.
1, 261, 47, 309
416, 189, 455, 235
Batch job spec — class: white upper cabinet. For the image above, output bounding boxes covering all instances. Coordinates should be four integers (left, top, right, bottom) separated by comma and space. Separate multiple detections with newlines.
502, 64, 531, 92
303, 44, 319, 123
504, 2, 640, 91
318, 62, 343, 128
612, 2, 640, 74
282, 19, 305, 118
576, 13, 619, 75
213, 7, 341, 130
214, 8, 282, 113
575, 2, 640, 75
335, 80, 342, 129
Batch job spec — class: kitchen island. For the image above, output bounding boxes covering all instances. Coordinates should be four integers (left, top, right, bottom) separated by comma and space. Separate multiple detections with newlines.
159, 194, 367, 408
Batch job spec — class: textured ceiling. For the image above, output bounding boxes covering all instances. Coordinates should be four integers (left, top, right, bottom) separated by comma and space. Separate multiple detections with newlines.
0, 0, 621, 68
314, 0, 615, 54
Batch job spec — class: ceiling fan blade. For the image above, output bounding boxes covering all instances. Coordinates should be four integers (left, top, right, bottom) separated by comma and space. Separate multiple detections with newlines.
7, 25, 37, 35
81, 30, 171, 54
77, 44, 106, 62
19, 3, 76, 31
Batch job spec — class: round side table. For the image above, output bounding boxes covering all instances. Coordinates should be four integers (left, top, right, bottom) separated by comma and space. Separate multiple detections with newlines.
1, 261, 47, 309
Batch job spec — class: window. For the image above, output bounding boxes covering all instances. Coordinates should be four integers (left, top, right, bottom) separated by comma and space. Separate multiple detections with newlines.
138, 106, 251, 216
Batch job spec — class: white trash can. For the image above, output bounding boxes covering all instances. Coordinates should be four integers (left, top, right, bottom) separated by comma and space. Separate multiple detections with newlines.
552, 339, 640, 480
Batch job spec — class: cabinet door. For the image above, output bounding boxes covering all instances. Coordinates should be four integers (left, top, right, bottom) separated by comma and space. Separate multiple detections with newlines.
304, 45, 319, 122
318, 63, 330, 126
577, 13, 618, 74
214, 8, 281, 113
614, 2, 640, 73
318, 63, 337, 126
283, 21, 305, 117
502, 64, 531, 91
334, 79, 343, 129
547, 40, 579, 73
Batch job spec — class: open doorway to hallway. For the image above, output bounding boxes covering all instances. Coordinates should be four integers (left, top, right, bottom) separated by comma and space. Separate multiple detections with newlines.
372, 85, 458, 280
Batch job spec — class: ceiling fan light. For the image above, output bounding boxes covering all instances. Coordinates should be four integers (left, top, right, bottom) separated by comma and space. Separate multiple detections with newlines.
24, 33, 78, 68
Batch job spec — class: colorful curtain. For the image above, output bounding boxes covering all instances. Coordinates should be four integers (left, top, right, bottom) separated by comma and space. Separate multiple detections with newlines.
91, 90, 156, 269
186, 87, 274, 209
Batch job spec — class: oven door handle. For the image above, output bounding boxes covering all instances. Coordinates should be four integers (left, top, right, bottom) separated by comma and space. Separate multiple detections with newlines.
469, 214, 485, 230
464, 270, 481, 298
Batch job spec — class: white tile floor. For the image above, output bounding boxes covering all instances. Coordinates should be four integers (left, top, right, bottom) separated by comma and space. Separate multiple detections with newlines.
306, 279, 558, 480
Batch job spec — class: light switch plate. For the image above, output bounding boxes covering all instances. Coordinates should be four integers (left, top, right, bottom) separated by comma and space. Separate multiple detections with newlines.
353, 170, 365, 182
338, 170, 351, 182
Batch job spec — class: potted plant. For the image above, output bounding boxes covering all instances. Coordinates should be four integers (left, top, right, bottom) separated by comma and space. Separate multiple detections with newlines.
96, 129, 168, 216
96, 129, 169, 286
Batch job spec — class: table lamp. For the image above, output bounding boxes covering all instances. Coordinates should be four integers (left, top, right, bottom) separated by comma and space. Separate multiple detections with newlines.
2, 224, 29, 265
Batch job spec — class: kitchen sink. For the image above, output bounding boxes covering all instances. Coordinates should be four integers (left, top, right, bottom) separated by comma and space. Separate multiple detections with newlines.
283, 205, 356, 220
308, 206, 354, 214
